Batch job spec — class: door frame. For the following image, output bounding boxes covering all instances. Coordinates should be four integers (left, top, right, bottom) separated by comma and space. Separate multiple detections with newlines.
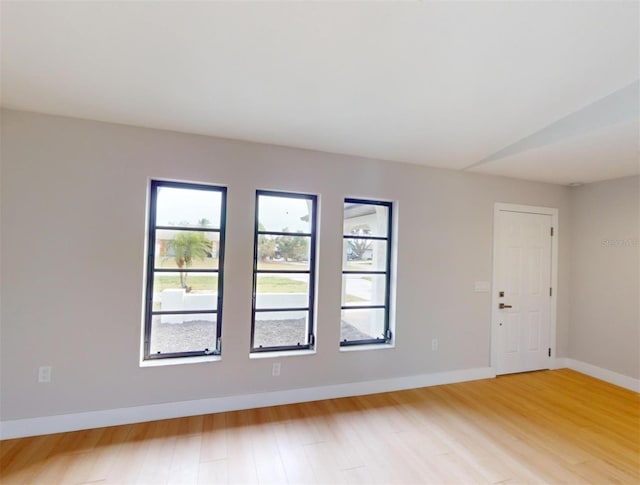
490, 203, 559, 374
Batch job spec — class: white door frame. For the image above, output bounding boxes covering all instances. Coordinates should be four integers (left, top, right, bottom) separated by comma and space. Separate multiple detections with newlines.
491, 203, 559, 373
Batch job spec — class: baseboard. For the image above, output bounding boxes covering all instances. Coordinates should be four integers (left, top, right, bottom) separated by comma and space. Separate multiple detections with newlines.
0, 366, 495, 440
552, 357, 568, 370
564, 358, 640, 393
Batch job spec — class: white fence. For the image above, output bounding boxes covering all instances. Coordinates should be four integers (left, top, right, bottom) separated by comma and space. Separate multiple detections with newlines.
159, 290, 307, 323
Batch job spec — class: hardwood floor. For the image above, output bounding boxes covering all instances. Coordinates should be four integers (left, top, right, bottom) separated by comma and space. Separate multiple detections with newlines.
1, 369, 638, 484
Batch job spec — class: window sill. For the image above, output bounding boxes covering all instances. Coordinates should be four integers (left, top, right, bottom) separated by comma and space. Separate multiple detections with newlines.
249, 349, 316, 359
140, 354, 221, 367
340, 342, 395, 352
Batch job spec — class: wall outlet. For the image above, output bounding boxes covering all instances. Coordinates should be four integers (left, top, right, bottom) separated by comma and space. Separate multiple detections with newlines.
431, 339, 438, 351
38, 366, 52, 383
272, 362, 281, 377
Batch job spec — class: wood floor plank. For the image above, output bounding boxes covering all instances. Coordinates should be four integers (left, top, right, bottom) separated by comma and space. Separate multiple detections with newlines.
268, 404, 316, 484
1, 369, 638, 484
200, 412, 227, 463
103, 422, 154, 484
223, 410, 258, 484
246, 407, 288, 484
197, 457, 227, 484
134, 418, 180, 485
54, 428, 108, 485
1, 432, 64, 484
167, 416, 205, 484
81, 424, 135, 484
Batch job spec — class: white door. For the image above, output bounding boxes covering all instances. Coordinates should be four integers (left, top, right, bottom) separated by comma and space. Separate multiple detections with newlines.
493, 207, 553, 375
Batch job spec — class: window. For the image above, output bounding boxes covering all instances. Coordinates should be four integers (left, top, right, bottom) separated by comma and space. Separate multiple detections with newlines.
143, 180, 226, 360
251, 191, 317, 352
341, 199, 393, 346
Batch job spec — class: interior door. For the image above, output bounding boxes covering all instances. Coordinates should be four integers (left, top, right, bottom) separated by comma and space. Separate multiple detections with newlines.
493, 209, 552, 375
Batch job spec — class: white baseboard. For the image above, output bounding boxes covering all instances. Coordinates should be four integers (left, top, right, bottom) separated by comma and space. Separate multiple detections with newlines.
0, 366, 495, 440
564, 358, 640, 393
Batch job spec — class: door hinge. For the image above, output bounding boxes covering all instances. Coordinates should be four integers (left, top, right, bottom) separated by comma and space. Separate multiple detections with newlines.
548, 348, 551, 357
550, 227, 554, 236
550, 287, 552, 297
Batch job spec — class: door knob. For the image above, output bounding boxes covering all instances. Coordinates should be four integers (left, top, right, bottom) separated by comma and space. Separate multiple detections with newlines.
499, 303, 512, 309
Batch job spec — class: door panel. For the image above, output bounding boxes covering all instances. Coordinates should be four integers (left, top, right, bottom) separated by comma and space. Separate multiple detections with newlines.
494, 210, 552, 375
527, 311, 541, 351
506, 314, 520, 353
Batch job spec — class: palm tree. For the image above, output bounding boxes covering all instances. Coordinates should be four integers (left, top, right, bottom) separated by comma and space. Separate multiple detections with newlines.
165, 232, 210, 289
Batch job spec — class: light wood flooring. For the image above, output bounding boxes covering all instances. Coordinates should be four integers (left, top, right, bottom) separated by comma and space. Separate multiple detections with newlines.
1, 369, 639, 484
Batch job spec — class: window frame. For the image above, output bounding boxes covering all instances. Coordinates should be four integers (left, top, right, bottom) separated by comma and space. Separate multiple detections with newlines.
341, 198, 393, 346
251, 190, 318, 353
143, 180, 227, 360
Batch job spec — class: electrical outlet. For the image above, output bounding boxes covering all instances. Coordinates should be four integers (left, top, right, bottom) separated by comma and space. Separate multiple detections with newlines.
431, 339, 438, 351
272, 362, 281, 377
38, 366, 52, 383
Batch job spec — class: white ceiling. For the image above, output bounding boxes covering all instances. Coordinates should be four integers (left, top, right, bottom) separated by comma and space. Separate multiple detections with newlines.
1, 1, 638, 185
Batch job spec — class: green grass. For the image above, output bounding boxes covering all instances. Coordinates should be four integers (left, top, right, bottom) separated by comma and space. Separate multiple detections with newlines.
154, 275, 218, 292
154, 260, 368, 300
154, 274, 309, 294
257, 260, 309, 271
155, 257, 218, 270
256, 276, 307, 293
154, 274, 363, 309
156, 258, 371, 272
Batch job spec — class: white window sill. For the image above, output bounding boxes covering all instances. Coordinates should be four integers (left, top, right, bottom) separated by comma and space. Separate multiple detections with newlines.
140, 355, 221, 367
249, 349, 316, 359
340, 342, 395, 352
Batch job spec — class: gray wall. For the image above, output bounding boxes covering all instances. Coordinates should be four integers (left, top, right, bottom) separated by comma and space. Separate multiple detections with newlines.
1, 109, 574, 421
569, 176, 640, 378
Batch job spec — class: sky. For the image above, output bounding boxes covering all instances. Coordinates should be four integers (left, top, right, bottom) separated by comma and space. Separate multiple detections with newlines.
156, 187, 222, 227
258, 194, 311, 233
156, 187, 312, 232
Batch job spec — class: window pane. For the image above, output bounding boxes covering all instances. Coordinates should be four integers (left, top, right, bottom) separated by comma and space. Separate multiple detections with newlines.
254, 311, 309, 348
144, 181, 226, 360
343, 202, 389, 237
341, 308, 386, 342
343, 240, 388, 271
258, 194, 312, 233
257, 234, 311, 270
342, 274, 387, 307
156, 186, 222, 228
153, 272, 218, 312
150, 313, 217, 354
255, 274, 309, 309
155, 230, 219, 270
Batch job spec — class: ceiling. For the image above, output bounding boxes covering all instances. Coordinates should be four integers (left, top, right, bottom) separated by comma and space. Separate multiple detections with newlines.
1, 1, 638, 185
